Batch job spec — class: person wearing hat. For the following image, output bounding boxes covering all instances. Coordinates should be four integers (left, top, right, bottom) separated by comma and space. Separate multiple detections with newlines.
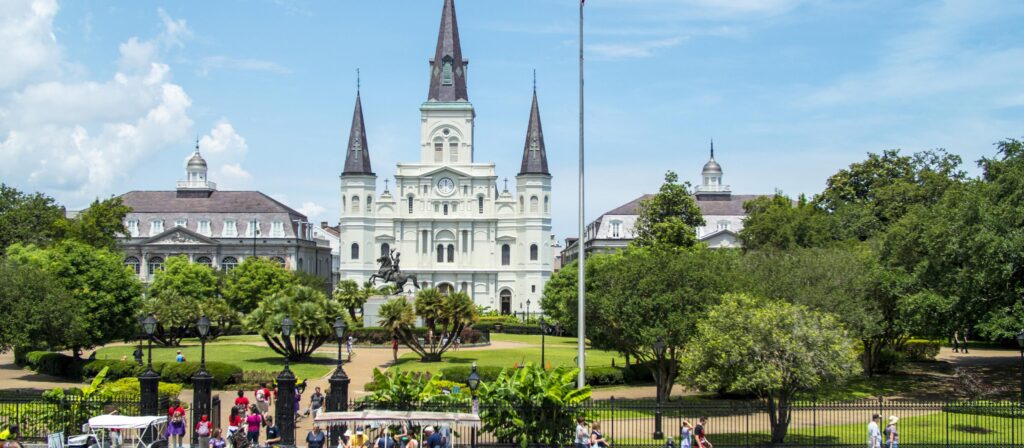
348, 427, 368, 448
883, 416, 899, 448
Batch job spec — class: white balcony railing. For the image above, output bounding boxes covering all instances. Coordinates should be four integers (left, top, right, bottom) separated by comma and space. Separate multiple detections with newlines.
695, 184, 731, 193
176, 180, 217, 189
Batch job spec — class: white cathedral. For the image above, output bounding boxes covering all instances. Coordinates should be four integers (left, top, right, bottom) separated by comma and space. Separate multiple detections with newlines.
337, 0, 552, 315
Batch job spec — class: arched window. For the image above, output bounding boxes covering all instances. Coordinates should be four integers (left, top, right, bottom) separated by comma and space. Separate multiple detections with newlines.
500, 290, 512, 315
434, 137, 444, 162
519, 196, 524, 213
439, 283, 454, 295
271, 256, 286, 267
443, 204, 449, 216
352, 196, 360, 213
381, 243, 391, 257
196, 256, 212, 267
124, 257, 140, 275
447, 244, 455, 263
366, 196, 373, 213
147, 256, 164, 277
449, 138, 459, 162
220, 256, 238, 272
408, 195, 415, 214
478, 196, 484, 214
501, 244, 511, 266
351, 243, 360, 260
530, 244, 539, 261
441, 56, 454, 86
436, 244, 445, 263
544, 195, 549, 213
530, 196, 539, 212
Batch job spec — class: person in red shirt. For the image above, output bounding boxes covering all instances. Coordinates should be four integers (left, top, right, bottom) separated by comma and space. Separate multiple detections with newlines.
167, 399, 185, 420
234, 390, 250, 407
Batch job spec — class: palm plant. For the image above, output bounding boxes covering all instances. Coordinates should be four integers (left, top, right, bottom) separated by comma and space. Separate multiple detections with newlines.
247, 285, 343, 360
380, 288, 477, 362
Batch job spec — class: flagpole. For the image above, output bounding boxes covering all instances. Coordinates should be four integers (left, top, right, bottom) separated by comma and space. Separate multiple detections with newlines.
576, 0, 587, 390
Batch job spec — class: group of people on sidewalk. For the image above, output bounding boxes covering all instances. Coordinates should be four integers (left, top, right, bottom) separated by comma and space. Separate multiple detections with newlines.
575, 416, 712, 448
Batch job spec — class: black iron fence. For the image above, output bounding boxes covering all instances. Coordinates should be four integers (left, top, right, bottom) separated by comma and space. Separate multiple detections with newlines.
0, 392, 168, 441
347, 399, 1024, 448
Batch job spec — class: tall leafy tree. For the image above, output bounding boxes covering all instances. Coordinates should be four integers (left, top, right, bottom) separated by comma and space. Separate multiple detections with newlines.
0, 184, 65, 254
683, 294, 859, 443
6, 241, 142, 356
0, 258, 77, 353
631, 171, 705, 249
60, 196, 132, 250
246, 284, 342, 360
223, 257, 295, 313
145, 256, 231, 346
738, 193, 838, 251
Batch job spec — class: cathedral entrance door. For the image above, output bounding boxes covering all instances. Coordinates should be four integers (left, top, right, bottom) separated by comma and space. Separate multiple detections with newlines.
500, 290, 512, 315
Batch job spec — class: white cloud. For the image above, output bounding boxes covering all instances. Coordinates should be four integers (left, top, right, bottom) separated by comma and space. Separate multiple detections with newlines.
197, 56, 291, 76
217, 163, 253, 189
588, 36, 685, 59
0, 0, 60, 88
0, 2, 248, 205
297, 201, 326, 220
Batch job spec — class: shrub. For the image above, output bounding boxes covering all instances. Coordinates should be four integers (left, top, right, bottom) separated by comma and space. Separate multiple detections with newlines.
25, 352, 86, 378
159, 361, 241, 388
439, 365, 504, 383
100, 377, 182, 400
81, 360, 139, 381
899, 340, 941, 361
474, 323, 544, 335
585, 366, 625, 386
475, 315, 518, 326
874, 348, 905, 374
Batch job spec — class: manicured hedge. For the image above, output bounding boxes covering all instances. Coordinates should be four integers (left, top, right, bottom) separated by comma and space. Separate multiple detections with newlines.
438, 363, 654, 386
473, 323, 545, 335
899, 340, 942, 361
24, 351, 241, 386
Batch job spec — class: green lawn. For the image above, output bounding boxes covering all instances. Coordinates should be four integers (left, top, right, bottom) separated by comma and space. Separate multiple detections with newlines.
390, 333, 624, 375
95, 343, 335, 381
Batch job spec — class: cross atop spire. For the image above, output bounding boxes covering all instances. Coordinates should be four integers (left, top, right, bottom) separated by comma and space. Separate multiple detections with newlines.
342, 88, 374, 176
427, 0, 469, 102
518, 76, 550, 176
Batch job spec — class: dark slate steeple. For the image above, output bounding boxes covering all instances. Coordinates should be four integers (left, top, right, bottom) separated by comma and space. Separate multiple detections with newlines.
519, 76, 550, 175
427, 0, 469, 102
343, 79, 373, 175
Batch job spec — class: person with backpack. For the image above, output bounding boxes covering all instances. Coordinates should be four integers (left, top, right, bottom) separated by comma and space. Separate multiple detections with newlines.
255, 383, 270, 414
195, 415, 212, 448
424, 427, 442, 448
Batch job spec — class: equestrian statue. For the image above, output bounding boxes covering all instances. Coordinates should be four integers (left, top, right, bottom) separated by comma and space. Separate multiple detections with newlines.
369, 249, 420, 294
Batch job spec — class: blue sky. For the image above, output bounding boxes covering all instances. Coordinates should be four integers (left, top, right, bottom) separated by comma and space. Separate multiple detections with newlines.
1, 0, 1022, 240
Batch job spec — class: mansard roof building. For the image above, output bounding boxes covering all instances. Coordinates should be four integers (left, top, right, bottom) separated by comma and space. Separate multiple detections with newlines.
117, 146, 333, 288
338, 0, 553, 315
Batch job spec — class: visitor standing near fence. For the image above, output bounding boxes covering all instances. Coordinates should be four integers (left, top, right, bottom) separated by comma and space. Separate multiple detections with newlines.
574, 416, 589, 448
884, 416, 899, 448
867, 413, 881, 448
196, 415, 212, 448
680, 421, 692, 448
694, 417, 711, 448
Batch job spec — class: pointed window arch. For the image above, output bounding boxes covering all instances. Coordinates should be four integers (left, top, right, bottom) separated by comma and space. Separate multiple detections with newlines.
381, 243, 391, 258
124, 257, 140, 275
366, 196, 373, 213
434, 137, 444, 162
443, 204, 449, 216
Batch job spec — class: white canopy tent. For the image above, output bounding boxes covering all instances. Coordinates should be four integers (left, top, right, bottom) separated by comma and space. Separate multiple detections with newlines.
86, 416, 168, 430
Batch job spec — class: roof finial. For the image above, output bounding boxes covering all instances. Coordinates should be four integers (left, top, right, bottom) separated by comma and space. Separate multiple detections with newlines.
533, 69, 536, 93
710, 138, 715, 159
357, 68, 361, 94
195, 135, 200, 153
503, 178, 509, 192
384, 178, 390, 192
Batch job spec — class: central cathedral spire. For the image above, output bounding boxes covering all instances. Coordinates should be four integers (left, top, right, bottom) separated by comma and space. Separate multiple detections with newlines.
427, 0, 469, 102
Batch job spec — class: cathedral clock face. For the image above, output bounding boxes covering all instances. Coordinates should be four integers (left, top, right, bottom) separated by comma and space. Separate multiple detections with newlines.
437, 177, 456, 195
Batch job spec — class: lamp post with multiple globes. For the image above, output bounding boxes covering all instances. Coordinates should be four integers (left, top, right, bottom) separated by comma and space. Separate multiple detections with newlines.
327, 317, 351, 448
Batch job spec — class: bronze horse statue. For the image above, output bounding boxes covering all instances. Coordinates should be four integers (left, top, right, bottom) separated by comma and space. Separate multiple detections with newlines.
370, 250, 420, 294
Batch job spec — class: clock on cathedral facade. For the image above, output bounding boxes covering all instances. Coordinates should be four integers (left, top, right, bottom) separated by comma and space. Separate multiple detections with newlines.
337, 0, 552, 315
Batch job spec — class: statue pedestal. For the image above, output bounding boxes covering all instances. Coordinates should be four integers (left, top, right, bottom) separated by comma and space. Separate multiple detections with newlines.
363, 294, 422, 328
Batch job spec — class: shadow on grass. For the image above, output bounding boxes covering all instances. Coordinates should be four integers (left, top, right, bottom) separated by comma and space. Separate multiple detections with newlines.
248, 356, 337, 366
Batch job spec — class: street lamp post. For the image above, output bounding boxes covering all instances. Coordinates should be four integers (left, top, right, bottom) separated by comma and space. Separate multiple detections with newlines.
652, 337, 667, 440
539, 317, 546, 369
276, 316, 297, 448
1016, 330, 1024, 405
192, 316, 213, 448
467, 363, 482, 448
138, 315, 159, 416
328, 318, 351, 448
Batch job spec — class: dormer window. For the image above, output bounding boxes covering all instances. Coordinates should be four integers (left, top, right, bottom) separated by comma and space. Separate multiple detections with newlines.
126, 220, 139, 237
441, 57, 454, 86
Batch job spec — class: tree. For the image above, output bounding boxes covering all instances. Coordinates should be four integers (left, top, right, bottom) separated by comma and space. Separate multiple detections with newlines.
0, 184, 65, 254
587, 246, 738, 398
333, 280, 367, 321
738, 193, 839, 251
0, 258, 77, 353
6, 241, 142, 356
246, 285, 342, 360
361, 368, 467, 408
145, 256, 230, 346
478, 364, 591, 447
223, 257, 294, 313
631, 171, 705, 249
683, 294, 859, 443
292, 270, 329, 293
379, 289, 477, 362
538, 254, 620, 338
59, 196, 132, 250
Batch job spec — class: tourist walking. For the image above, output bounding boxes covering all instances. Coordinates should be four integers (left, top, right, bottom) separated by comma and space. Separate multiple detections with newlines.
307, 425, 327, 448
680, 421, 692, 448
265, 416, 281, 447
166, 409, 187, 448
307, 386, 324, 417
952, 331, 962, 353
195, 415, 212, 448
574, 416, 589, 448
694, 417, 711, 448
209, 428, 226, 448
392, 338, 400, 362
590, 423, 609, 448
235, 390, 250, 408
245, 405, 263, 446
867, 413, 881, 448
347, 335, 355, 358
961, 328, 970, 353
884, 416, 899, 448
255, 383, 271, 414
227, 406, 243, 444
349, 427, 368, 448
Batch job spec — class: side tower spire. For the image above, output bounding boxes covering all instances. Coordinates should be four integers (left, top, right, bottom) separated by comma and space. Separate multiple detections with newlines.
428, 0, 469, 102
519, 74, 549, 175
342, 83, 373, 175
